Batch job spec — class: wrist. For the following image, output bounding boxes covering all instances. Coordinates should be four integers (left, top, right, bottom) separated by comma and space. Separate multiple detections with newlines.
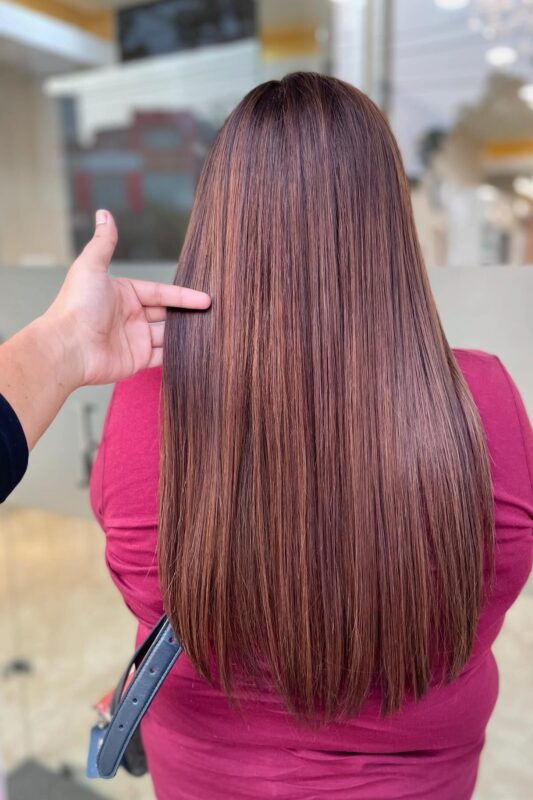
31, 310, 85, 395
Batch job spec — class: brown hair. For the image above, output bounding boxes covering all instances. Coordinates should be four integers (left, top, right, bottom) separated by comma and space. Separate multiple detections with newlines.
160, 72, 494, 720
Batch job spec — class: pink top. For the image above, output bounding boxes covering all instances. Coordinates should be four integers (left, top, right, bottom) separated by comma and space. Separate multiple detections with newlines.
91, 350, 533, 800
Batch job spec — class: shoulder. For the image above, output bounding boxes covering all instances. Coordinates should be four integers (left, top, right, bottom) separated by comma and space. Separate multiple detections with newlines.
452, 348, 530, 425
453, 348, 533, 510
453, 349, 527, 419
453, 348, 507, 390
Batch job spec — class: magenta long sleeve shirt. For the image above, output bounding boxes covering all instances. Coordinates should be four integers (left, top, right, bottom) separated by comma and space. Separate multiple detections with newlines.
90, 350, 533, 800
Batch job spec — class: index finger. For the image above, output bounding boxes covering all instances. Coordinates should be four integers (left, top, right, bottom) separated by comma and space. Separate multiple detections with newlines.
130, 279, 211, 310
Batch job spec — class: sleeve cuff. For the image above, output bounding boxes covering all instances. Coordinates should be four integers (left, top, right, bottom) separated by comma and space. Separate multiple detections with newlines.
0, 394, 29, 502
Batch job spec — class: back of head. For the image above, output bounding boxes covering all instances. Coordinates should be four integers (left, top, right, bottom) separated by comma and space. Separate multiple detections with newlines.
160, 72, 493, 720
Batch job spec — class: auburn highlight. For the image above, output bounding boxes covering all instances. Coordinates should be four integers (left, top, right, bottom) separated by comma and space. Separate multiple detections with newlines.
159, 73, 494, 720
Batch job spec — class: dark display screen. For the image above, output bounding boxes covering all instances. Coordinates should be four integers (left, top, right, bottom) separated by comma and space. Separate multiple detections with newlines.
118, 0, 256, 62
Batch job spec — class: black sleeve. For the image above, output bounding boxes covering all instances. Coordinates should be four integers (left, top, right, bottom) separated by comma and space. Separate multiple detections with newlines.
0, 394, 29, 503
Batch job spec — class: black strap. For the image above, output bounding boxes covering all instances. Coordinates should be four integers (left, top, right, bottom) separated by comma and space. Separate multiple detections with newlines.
110, 615, 169, 715
96, 615, 182, 778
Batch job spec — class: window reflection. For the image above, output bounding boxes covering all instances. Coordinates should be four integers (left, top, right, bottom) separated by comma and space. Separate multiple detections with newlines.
64, 106, 217, 259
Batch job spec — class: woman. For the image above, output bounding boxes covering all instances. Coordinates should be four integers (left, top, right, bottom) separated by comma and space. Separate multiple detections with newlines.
91, 73, 532, 799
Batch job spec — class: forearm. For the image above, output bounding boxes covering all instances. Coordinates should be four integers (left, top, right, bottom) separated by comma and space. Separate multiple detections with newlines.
0, 313, 81, 450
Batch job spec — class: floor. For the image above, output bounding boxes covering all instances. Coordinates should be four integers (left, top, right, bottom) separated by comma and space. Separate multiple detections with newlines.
0, 508, 151, 800
0, 506, 531, 800
7, 761, 104, 799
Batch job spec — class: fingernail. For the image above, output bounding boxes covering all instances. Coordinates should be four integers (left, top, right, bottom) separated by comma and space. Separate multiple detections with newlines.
95, 209, 108, 226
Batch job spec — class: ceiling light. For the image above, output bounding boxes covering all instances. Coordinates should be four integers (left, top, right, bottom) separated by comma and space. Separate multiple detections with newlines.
434, 0, 470, 10
513, 176, 533, 201
518, 83, 533, 106
485, 45, 517, 67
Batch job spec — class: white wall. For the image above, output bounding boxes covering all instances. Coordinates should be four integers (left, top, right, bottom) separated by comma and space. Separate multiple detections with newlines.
330, 0, 366, 89
0, 1, 114, 69
46, 40, 262, 144
0, 65, 72, 266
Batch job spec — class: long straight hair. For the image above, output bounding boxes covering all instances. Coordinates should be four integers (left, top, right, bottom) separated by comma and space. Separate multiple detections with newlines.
160, 73, 494, 720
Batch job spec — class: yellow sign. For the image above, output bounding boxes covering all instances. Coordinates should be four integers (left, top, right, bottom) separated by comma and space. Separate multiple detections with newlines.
483, 140, 533, 159
260, 24, 319, 61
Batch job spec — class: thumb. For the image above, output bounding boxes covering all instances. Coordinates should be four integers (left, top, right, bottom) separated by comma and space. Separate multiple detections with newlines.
78, 209, 118, 271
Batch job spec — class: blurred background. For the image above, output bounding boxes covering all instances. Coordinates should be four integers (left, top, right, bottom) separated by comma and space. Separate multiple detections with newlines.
0, 1, 531, 798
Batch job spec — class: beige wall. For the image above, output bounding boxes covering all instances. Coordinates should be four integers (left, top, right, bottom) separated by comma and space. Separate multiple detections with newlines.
0, 65, 72, 266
